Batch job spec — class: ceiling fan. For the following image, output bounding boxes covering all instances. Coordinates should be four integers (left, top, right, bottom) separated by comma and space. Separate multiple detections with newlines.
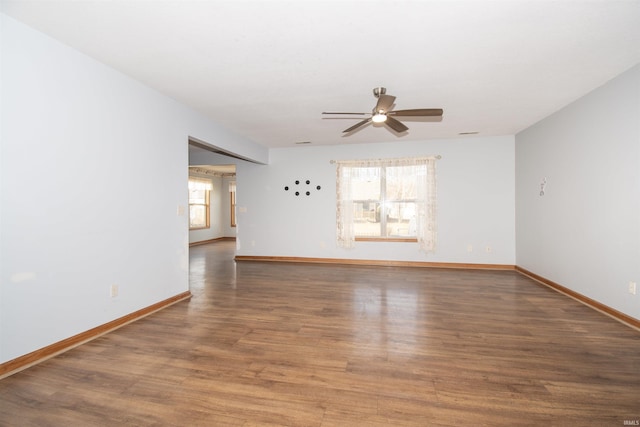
322, 87, 443, 134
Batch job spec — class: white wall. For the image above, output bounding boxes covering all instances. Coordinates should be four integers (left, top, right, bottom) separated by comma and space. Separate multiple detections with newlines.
516, 64, 640, 320
236, 136, 516, 265
0, 14, 266, 363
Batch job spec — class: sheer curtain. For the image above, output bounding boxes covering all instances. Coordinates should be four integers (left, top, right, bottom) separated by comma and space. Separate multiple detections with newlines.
335, 156, 438, 252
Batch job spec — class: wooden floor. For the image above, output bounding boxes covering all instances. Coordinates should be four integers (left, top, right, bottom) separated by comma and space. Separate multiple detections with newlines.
1, 241, 639, 426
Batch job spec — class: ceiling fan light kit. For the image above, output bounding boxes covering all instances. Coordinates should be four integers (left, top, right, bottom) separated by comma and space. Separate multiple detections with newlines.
322, 87, 443, 135
371, 113, 387, 123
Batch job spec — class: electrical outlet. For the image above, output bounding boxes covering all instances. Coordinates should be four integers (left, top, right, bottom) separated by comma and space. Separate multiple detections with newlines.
485, 246, 492, 253
629, 282, 637, 295
467, 244, 473, 252
110, 284, 119, 298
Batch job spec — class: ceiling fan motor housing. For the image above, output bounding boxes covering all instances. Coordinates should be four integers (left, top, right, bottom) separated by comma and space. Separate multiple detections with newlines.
373, 87, 386, 98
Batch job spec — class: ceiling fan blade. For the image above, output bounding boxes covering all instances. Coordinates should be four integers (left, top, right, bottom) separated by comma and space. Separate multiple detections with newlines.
343, 118, 372, 133
374, 94, 396, 113
390, 108, 443, 117
322, 112, 368, 115
385, 116, 409, 133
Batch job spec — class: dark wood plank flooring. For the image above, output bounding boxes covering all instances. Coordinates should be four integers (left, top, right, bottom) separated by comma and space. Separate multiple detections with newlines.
1, 241, 639, 426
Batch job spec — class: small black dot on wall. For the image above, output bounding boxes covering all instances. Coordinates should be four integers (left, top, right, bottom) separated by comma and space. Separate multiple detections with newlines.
295, 191, 300, 196
306, 180, 310, 185
316, 185, 321, 190
306, 191, 310, 196
295, 180, 299, 185
284, 186, 289, 191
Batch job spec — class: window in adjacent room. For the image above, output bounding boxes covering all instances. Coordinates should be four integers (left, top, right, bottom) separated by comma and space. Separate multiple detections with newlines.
188, 177, 212, 230
229, 181, 236, 227
335, 156, 438, 252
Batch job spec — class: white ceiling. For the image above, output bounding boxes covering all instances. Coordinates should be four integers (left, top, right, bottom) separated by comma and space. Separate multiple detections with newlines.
3, 0, 639, 149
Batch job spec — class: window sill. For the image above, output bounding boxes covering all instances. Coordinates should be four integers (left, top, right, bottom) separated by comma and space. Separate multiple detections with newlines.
355, 237, 418, 243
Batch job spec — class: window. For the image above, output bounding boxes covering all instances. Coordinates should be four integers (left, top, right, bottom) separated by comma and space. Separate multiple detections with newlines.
336, 156, 438, 252
188, 177, 212, 230
229, 181, 236, 227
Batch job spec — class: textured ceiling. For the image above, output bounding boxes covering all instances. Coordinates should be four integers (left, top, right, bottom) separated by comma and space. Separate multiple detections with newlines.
3, 0, 639, 149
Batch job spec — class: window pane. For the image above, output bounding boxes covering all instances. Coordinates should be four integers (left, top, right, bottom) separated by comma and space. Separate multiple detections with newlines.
351, 167, 380, 200
230, 189, 236, 227
189, 205, 207, 228
386, 166, 417, 200
354, 201, 381, 237
189, 189, 206, 204
385, 202, 417, 237
352, 167, 381, 237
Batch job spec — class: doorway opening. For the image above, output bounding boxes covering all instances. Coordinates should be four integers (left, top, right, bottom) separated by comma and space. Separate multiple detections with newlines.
188, 143, 237, 246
